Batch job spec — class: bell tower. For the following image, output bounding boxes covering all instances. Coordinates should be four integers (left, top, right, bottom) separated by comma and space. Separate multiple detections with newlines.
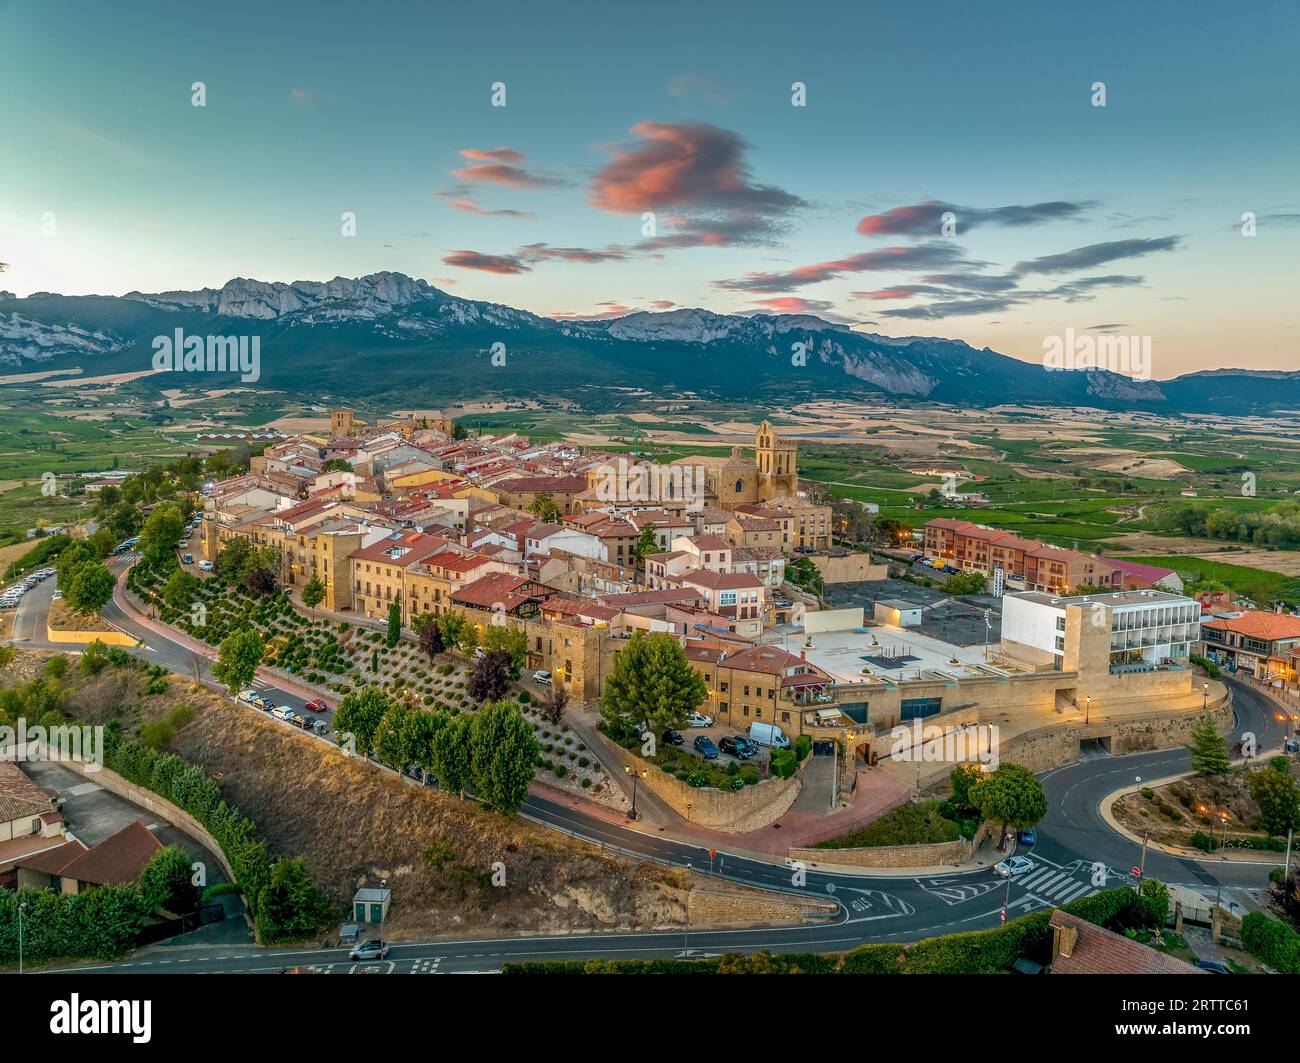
755, 420, 797, 500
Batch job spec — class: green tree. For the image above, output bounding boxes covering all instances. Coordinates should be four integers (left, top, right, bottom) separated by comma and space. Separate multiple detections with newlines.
1187, 714, 1231, 776
254, 858, 333, 944
137, 846, 196, 913
438, 611, 467, 649
55, 539, 98, 589
1247, 766, 1300, 835
599, 631, 707, 736
456, 622, 480, 656
301, 576, 325, 609
948, 764, 984, 813
528, 492, 560, 523
482, 624, 526, 670
214, 537, 252, 582
633, 524, 659, 563
140, 504, 185, 566
333, 685, 393, 756
212, 627, 264, 693
321, 457, 352, 473
63, 559, 115, 615
373, 701, 418, 768
970, 764, 1047, 848
431, 712, 474, 798
162, 568, 199, 611
386, 599, 402, 647
470, 700, 539, 814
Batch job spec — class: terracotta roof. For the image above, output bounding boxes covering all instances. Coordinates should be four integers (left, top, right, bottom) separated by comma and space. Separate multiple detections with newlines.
688, 535, 732, 552
681, 569, 764, 591
0, 763, 54, 824
451, 572, 551, 611
59, 820, 163, 887
494, 475, 587, 493
1202, 610, 1300, 642
13, 838, 88, 876
602, 588, 703, 607
717, 645, 812, 675
1048, 910, 1205, 975
349, 531, 450, 567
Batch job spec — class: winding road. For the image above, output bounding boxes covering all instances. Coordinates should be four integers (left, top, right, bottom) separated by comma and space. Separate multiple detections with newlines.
8, 561, 1286, 974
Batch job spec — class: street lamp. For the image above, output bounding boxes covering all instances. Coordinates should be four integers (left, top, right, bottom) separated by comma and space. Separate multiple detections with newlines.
625, 764, 646, 821
17, 901, 27, 976
1203, 682, 1209, 711
1085, 695, 1091, 725
1198, 805, 1230, 852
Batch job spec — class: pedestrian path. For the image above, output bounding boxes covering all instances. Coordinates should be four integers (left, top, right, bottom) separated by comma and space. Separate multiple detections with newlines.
1017, 864, 1099, 905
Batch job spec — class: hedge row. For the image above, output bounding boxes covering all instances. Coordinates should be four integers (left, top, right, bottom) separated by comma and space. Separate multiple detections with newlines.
104, 732, 333, 944
1240, 911, 1300, 973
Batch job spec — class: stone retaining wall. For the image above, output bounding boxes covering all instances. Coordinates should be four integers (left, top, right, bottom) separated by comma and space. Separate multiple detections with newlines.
788, 836, 971, 869
590, 729, 801, 832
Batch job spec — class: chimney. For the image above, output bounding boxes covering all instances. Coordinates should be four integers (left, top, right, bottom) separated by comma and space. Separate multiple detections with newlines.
1052, 919, 1078, 963
800, 649, 806, 661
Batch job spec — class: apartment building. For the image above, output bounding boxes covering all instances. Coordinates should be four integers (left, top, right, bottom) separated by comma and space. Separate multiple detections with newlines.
678, 570, 766, 639
924, 518, 1123, 593
687, 644, 832, 731
350, 531, 454, 622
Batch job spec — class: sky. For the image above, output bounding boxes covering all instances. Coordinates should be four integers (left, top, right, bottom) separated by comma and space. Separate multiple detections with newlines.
0, 0, 1297, 379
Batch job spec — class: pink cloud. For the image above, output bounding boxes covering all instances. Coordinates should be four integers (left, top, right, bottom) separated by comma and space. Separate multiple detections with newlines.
442, 250, 532, 275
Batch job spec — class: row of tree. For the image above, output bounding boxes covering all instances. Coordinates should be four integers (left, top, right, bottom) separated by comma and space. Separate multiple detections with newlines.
332, 685, 539, 814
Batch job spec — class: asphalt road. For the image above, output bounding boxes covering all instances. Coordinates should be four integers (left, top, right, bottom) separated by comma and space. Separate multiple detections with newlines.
10, 561, 1288, 974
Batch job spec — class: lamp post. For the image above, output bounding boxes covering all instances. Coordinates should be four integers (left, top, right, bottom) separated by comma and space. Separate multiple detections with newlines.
17, 901, 26, 976
1203, 682, 1209, 712
625, 765, 645, 821
1198, 805, 1230, 852
1085, 695, 1091, 725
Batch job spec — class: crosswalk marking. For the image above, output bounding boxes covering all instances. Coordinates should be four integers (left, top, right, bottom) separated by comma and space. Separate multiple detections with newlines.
410, 957, 443, 974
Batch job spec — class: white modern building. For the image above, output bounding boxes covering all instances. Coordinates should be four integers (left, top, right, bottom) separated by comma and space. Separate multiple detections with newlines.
1002, 589, 1201, 672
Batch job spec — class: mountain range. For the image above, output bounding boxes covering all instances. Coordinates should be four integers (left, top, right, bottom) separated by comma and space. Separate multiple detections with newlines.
1, 272, 1295, 413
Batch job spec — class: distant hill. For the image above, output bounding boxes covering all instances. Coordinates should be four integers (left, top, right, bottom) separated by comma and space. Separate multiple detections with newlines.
1, 273, 1295, 412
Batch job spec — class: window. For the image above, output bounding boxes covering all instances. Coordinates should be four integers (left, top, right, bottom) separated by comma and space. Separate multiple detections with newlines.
900, 697, 942, 721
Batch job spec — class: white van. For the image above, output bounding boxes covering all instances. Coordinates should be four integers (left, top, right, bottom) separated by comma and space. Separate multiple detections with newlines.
748, 722, 790, 749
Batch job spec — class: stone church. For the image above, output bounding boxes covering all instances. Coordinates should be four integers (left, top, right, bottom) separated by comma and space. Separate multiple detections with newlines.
673, 420, 799, 510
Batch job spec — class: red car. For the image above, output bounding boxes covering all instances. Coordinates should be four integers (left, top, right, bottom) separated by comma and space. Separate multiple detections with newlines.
304, 699, 331, 714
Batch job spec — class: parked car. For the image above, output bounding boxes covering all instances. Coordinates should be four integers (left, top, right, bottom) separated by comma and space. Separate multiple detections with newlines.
289, 713, 313, 730
532, 670, 552, 685
693, 735, 719, 760
994, 856, 1034, 878
660, 729, 684, 746
687, 712, 714, 728
256, 696, 275, 711
312, 720, 330, 735
348, 940, 389, 961
198, 560, 214, 571
270, 706, 296, 722
236, 689, 263, 706
182, 553, 193, 565
1017, 828, 1037, 846
1195, 960, 1232, 974
303, 699, 330, 714
719, 736, 754, 759
748, 722, 790, 749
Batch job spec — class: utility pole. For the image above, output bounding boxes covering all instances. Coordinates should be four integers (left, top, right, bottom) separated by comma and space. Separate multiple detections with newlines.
1285, 827, 1294, 882
1137, 831, 1149, 893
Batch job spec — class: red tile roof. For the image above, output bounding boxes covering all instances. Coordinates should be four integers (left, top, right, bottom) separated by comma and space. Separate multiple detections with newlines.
1202, 610, 1300, 642
58, 820, 163, 887
1048, 910, 1204, 975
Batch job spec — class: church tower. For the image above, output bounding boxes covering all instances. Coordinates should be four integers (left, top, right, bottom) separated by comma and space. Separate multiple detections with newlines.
755, 420, 797, 500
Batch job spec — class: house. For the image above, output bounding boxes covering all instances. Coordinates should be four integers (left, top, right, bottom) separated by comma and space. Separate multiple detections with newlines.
1048, 910, 1204, 974
1099, 557, 1184, 594
923, 518, 1123, 593
1199, 610, 1300, 683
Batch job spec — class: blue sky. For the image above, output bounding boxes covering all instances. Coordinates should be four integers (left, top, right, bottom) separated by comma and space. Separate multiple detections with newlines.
1, 0, 1297, 377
